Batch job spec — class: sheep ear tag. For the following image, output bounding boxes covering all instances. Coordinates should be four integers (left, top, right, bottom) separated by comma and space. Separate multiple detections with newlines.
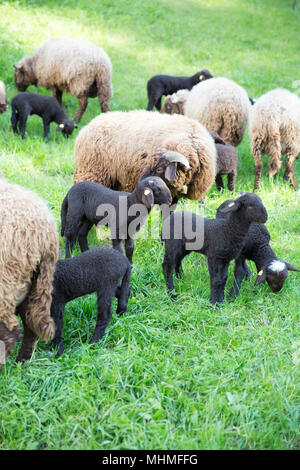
142, 188, 154, 208
199, 74, 204, 80
255, 269, 266, 285
165, 162, 177, 183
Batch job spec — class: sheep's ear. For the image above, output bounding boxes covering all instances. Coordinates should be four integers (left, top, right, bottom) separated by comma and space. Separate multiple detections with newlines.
14, 64, 23, 71
219, 200, 241, 213
255, 269, 267, 285
142, 187, 154, 208
285, 262, 300, 272
165, 162, 177, 183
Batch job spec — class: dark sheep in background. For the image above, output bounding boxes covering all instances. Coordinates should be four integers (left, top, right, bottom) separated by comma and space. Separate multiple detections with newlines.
51, 248, 131, 356
11, 92, 76, 139
209, 131, 239, 191
146, 69, 213, 111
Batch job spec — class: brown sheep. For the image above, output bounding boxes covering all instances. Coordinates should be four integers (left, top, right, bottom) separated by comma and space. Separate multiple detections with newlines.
0, 174, 58, 370
73, 110, 217, 203
14, 38, 112, 122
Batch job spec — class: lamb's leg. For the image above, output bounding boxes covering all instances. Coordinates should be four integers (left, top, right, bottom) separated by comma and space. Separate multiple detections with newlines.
147, 91, 161, 111
89, 287, 115, 343
175, 259, 183, 279
0, 315, 21, 371
207, 258, 229, 304
215, 174, 224, 191
154, 97, 162, 111
124, 238, 134, 264
162, 250, 177, 299
51, 299, 65, 357
11, 106, 19, 134
284, 152, 298, 190
116, 266, 131, 315
18, 114, 28, 139
227, 172, 236, 191
16, 299, 38, 362
74, 96, 88, 122
78, 221, 93, 253
230, 255, 248, 297
43, 118, 51, 139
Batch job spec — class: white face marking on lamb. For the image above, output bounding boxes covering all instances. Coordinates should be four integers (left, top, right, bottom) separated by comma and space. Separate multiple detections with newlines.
269, 260, 286, 273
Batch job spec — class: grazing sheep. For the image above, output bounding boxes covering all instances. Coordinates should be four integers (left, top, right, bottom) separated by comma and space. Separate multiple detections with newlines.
11, 92, 77, 139
146, 69, 213, 111
162, 193, 268, 303
249, 88, 300, 190
161, 78, 251, 147
160, 89, 189, 115
0, 80, 7, 113
74, 110, 217, 205
0, 175, 58, 370
51, 248, 131, 357
61, 177, 172, 261
14, 38, 112, 122
216, 200, 299, 295
210, 131, 238, 191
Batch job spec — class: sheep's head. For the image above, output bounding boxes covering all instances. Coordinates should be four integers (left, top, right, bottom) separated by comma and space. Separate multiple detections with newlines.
208, 130, 227, 145
140, 151, 192, 198
218, 193, 268, 224
255, 260, 299, 293
160, 89, 189, 115
196, 69, 213, 82
136, 176, 172, 209
14, 56, 37, 91
56, 120, 77, 138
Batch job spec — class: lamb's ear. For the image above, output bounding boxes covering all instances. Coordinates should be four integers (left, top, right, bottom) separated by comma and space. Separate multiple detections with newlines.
142, 187, 154, 208
219, 200, 241, 213
165, 162, 177, 183
56, 123, 65, 132
255, 269, 267, 285
285, 262, 300, 272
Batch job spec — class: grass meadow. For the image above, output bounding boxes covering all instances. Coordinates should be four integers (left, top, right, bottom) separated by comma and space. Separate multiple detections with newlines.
0, 0, 299, 450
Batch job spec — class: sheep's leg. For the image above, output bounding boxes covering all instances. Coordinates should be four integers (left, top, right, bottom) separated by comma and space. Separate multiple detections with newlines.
74, 96, 88, 122
78, 221, 93, 253
51, 299, 65, 357
0, 317, 21, 371
154, 97, 162, 111
52, 87, 62, 105
268, 138, 282, 179
65, 236, 74, 258
284, 152, 298, 190
18, 114, 28, 139
16, 299, 38, 362
43, 118, 51, 139
89, 288, 114, 343
116, 266, 131, 315
175, 259, 183, 279
207, 258, 229, 304
215, 174, 224, 191
162, 254, 177, 299
230, 256, 248, 297
227, 172, 236, 191
253, 150, 263, 190
147, 91, 161, 111
124, 238, 135, 264
11, 107, 19, 134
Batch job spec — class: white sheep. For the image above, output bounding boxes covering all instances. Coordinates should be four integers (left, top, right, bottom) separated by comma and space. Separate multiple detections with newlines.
161, 77, 251, 147
249, 88, 300, 190
14, 38, 112, 122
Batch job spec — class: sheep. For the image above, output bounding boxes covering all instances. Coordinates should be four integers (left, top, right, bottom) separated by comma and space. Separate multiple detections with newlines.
61, 176, 172, 261
249, 88, 300, 191
0, 80, 7, 113
161, 193, 268, 303
51, 248, 131, 357
161, 78, 251, 147
209, 131, 238, 191
216, 200, 299, 295
0, 174, 58, 370
73, 110, 217, 205
146, 69, 213, 111
14, 38, 112, 122
11, 92, 77, 139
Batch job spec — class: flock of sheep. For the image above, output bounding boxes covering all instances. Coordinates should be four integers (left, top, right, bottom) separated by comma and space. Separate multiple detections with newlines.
0, 38, 299, 369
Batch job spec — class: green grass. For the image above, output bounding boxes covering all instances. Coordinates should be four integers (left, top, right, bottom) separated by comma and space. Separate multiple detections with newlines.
0, 0, 299, 450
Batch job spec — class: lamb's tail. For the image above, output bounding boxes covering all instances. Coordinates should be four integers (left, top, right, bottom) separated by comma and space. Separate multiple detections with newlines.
116, 263, 131, 314
60, 195, 68, 237
25, 242, 58, 342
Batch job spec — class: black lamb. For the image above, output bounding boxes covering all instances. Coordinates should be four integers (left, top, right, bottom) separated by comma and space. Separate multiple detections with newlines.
216, 200, 299, 296
11, 92, 77, 139
162, 193, 268, 304
61, 176, 172, 261
146, 69, 213, 111
51, 248, 131, 356
209, 131, 238, 191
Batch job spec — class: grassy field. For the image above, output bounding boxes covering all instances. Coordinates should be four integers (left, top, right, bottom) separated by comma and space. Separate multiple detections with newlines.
0, 0, 299, 450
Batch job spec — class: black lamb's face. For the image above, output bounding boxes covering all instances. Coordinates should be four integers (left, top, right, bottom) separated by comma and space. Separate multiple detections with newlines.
266, 261, 288, 293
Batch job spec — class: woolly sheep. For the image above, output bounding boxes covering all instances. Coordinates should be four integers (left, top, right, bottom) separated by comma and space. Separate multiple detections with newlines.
162, 193, 268, 303
14, 38, 112, 122
61, 177, 172, 261
11, 92, 77, 139
51, 248, 131, 357
0, 80, 7, 113
0, 175, 58, 369
249, 88, 300, 190
161, 78, 251, 147
73, 110, 217, 204
146, 69, 213, 111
